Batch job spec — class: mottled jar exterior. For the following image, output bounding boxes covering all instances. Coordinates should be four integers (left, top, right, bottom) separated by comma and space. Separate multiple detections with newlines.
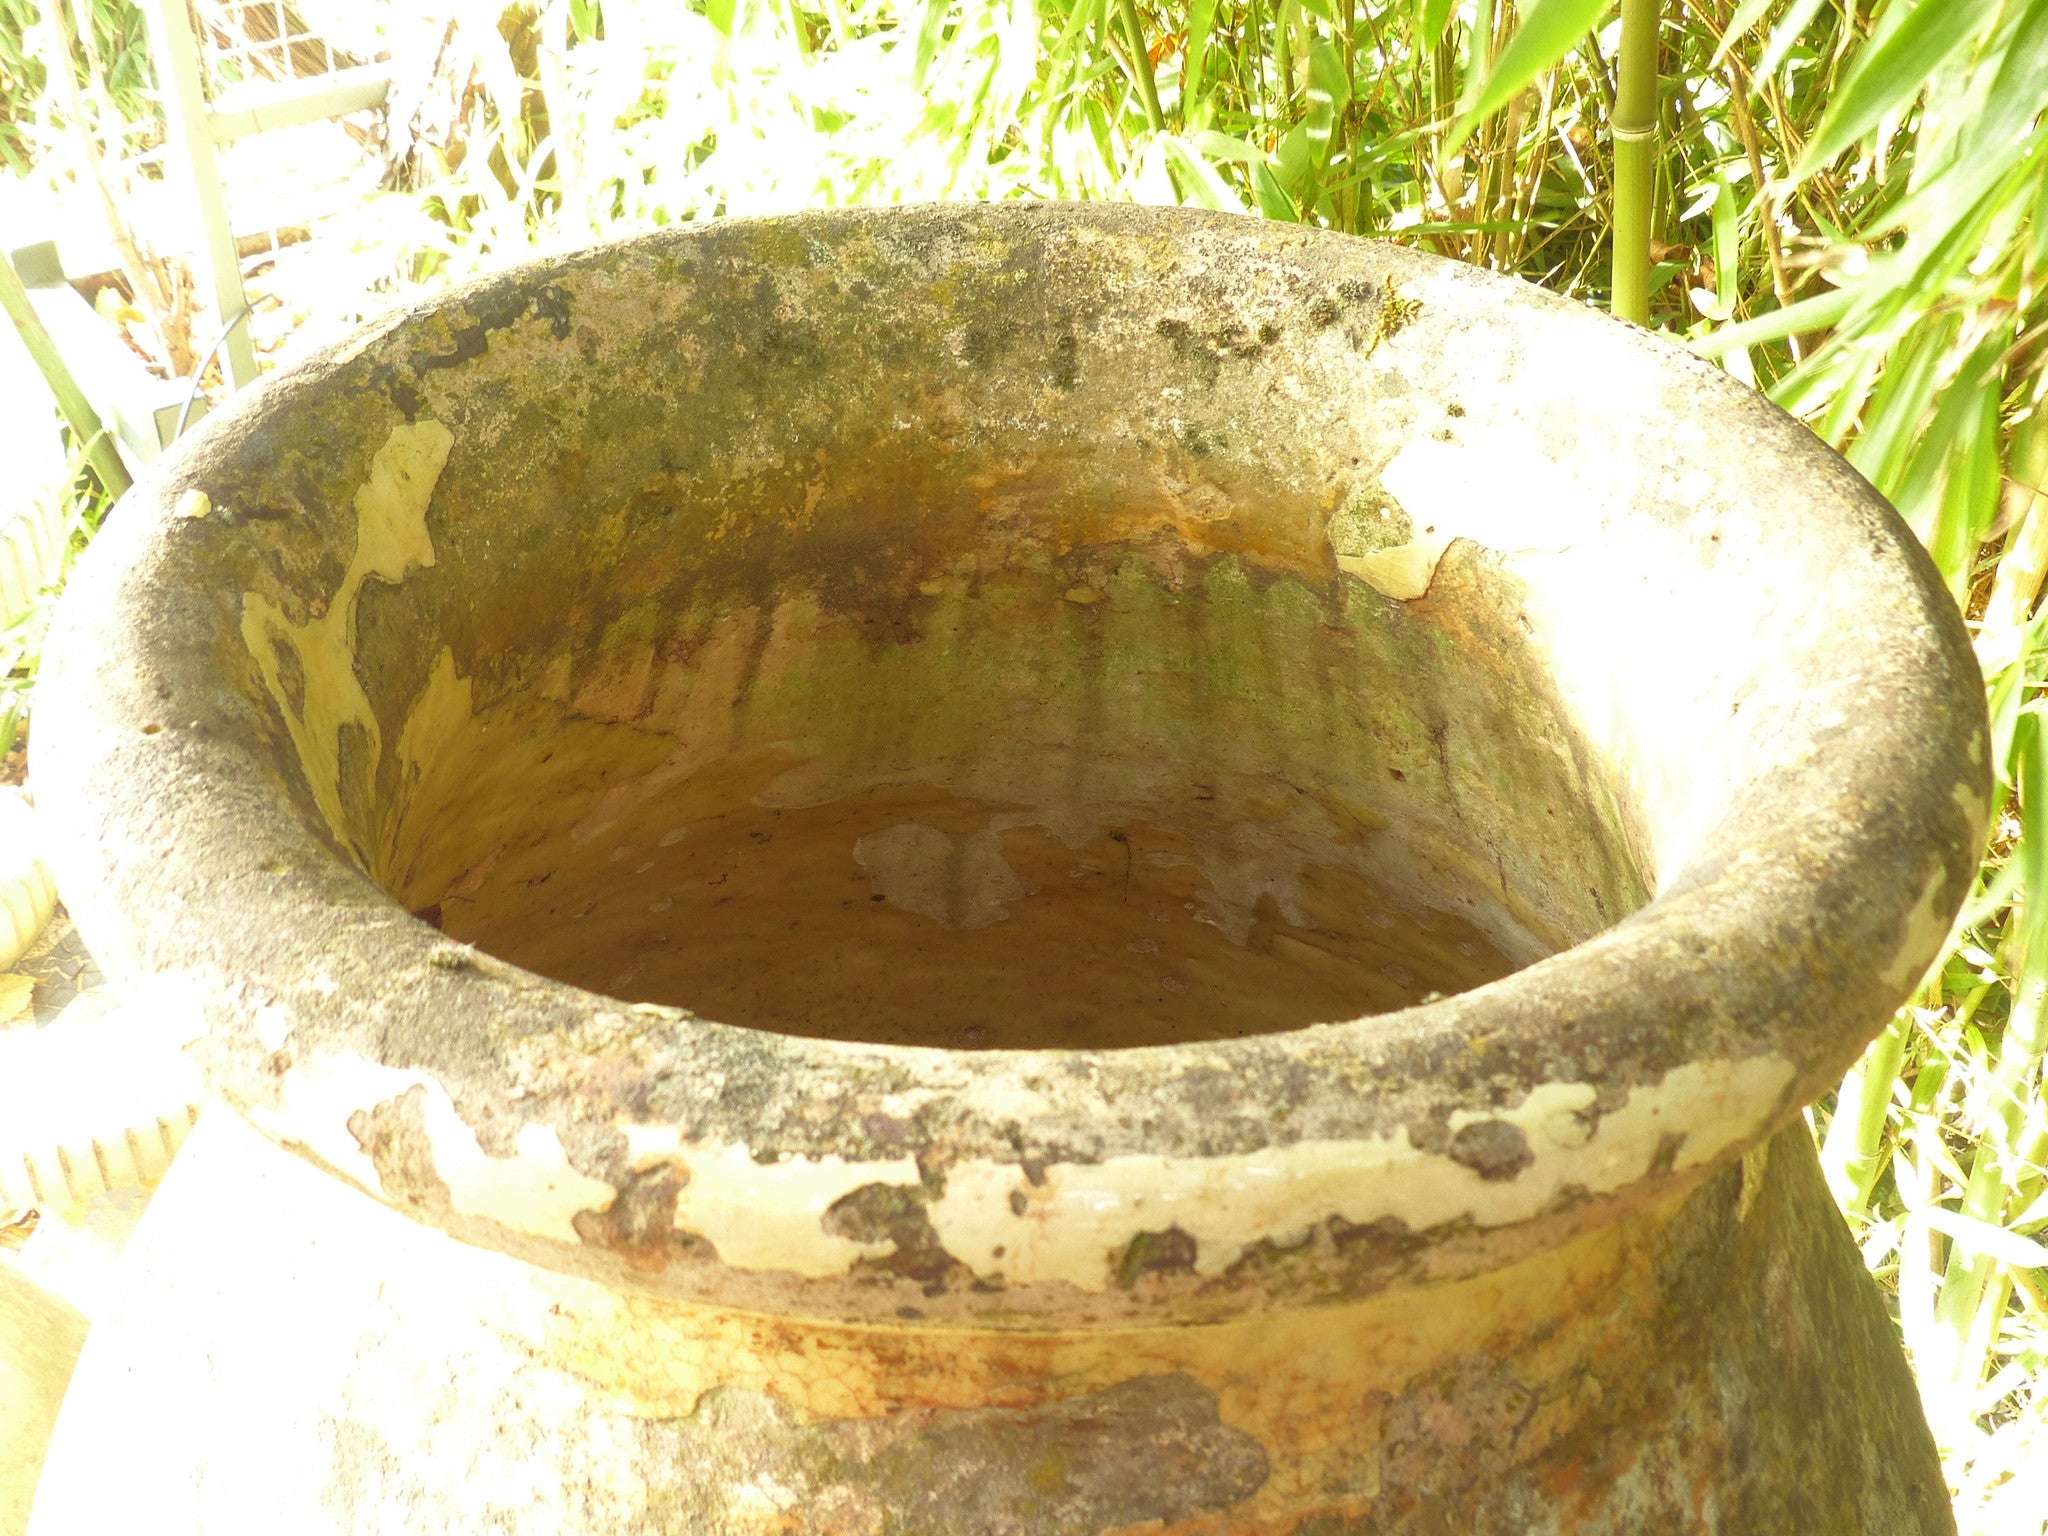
31, 204, 1983, 1535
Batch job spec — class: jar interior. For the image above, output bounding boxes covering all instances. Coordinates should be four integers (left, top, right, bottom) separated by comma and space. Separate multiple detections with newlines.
366, 526, 1644, 1050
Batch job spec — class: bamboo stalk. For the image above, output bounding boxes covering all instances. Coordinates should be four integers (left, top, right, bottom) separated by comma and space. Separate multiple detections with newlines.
1114, 0, 1165, 132
1610, 0, 1659, 325
1820, 1005, 1912, 1217
0, 253, 130, 500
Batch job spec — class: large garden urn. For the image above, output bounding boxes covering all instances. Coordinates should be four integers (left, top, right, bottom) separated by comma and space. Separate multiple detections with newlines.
27, 204, 1981, 1534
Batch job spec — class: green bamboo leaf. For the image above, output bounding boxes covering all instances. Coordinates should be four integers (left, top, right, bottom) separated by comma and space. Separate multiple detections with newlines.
1689, 173, 1739, 324
1161, 136, 1246, 212
1922, 1206, 2048, 1269
1792, 0, 2003, 183
1274, 122, 1314, 193
2010, 701, 2048, 1055
2034, 159, 2048, 279
1305, 40, 1351, 171
1961, 0, 2048, 166
1822, 1010, 1912, 1216
1253, 161, 1302, 221
1183, 0, 1219, 121
1810, 349, 1884, 449
1987, 653, 2031, 790
2014, 1183, 2048, 1231
1449, 0, 1614, 152
1711, 0, 1777, 65
1193, 129, 1263, 164
1865, 116, 2045, 248
1189, 130, 1299, 220
1928, 372, 2003, 603
1689, 284, 1854, 357
1711, 172, 1740, 320
1421, 0, 1456, 47
1957, 858, 2025, 932
913, 0, 952, 90
2017, 703, 2048, 923
1848, 320, 1954, 492
1309, 39, 1352, 114
1754, 0, 1827, 83
1892, 348, 1994, 546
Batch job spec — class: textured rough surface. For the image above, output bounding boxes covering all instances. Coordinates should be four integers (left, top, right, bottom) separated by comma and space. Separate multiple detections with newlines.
1, 1264, 86, 1536
33, 1110, 1949, 1535
29, 204, 1982, 1526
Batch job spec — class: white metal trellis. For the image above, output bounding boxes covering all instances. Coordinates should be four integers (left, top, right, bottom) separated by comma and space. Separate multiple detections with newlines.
141, 0, 391, 391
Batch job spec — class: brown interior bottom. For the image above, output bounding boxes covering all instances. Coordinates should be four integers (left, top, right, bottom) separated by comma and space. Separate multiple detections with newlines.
428, 753, 1517, 1050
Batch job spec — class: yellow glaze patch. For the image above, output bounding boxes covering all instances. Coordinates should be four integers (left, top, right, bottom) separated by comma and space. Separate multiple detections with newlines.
240, 420, 454, 856
921, 1056, 1793, 1290
584, 1058, 1794, 1293
259, 1047, 614, 1244
667, 1142, 923, 1276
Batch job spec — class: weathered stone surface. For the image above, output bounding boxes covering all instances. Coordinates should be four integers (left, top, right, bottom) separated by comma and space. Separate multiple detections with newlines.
31, 1109, 1948, 1534
1, 1264, 86, 1536
30, 204, 1979, 1528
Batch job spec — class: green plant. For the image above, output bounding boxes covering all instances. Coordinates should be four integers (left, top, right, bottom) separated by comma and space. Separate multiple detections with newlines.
0, 437, 111, 768
0, 0, 158, 174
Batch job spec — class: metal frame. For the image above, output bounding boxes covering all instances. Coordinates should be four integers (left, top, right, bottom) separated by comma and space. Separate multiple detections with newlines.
141, 0, 390, 393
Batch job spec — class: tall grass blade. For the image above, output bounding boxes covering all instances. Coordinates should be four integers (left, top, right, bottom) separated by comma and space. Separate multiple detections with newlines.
1712, 0, 1775, 66
1793, 0, 2002, 182
1692, 285, 1855, 357
1450, 0, 1615, 151
1960, 0, 2048, 165
1421, 0, 1457, 48
1183, 0, 1218, 125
